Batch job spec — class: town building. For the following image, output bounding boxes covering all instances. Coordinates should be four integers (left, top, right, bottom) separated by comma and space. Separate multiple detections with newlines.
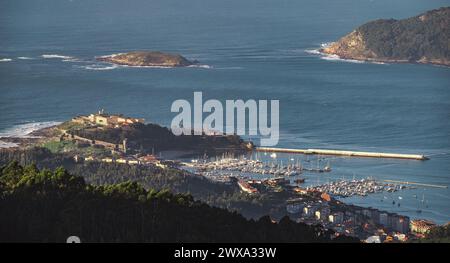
293, 187, 308, 195
138, 154, 167, 168
391, 215, 410, 234
72, 110, 145, 128
379, 213, 389, 227
315, 207, 330, 221
410, 219, 436, 234
394, 233, 407, 242
362, 209, 371, 218
365, 235, 381, 243
344, 210, 355, 223
329, 212, 344, 224
369, 209, 380, 224
303, 205, 318, 217
286, 203, 304, 214
320, 192, 331, 202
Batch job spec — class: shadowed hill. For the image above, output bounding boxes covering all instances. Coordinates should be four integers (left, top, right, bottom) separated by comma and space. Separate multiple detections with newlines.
0, 162, 358, 242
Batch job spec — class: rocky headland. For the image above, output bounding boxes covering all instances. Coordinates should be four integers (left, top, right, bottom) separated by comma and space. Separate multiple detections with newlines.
320, 7, 450, 66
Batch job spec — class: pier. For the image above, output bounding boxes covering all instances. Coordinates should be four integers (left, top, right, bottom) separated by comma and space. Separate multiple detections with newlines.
383, 179, 448, 189
255, 147, 428, 161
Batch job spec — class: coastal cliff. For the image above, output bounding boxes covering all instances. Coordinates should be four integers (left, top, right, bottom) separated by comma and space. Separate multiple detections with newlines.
97, 51, 195, 67
321, 7, 450, 66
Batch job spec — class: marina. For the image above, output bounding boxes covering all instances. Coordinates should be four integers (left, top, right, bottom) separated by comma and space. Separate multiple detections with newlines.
308, 178, 410, 198
182, 152, 335, 184
183, 154, 415, 198
182, 153, 445, 212
185, 155, 307, 177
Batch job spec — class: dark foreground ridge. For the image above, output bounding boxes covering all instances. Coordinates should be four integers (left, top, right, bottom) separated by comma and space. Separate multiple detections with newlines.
321, 7, 450, 66
0, 162, 358, 242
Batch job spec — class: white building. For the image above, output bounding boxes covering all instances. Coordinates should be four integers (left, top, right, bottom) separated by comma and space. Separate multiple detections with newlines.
329, 212, 344, 224
379, 213, 389, 226
365, 236, 381, 243
303, 205, 317, 217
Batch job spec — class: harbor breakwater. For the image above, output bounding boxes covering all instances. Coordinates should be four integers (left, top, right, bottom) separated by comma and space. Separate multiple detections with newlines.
256, 147, 428, 161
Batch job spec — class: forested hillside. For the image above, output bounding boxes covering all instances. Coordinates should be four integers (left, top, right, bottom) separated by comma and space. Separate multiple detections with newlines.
0, 162, 358, 242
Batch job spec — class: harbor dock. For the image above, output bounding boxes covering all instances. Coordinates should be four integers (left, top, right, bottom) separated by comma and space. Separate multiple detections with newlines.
383, 179, 448, 189
255, 147, 428, 161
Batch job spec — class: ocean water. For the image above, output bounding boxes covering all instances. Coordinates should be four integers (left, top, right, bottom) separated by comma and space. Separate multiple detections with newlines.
0, 0, 449, 223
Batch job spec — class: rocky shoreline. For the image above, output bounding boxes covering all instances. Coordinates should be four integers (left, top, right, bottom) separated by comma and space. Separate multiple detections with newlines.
320, 43, 450, 67
97, 51, 196, 67
0, 125, 60, 149
320, 47, 450, 67
320, 7, 450, 67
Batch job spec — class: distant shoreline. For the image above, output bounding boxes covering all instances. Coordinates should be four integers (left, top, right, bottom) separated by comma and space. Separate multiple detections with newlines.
319, 46, 450, 67
0, 124, 60, 149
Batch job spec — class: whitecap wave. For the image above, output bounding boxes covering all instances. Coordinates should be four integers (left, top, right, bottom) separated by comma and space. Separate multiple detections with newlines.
187, 64, 212, 69
17, 56, 33, 60
0, 121, 61, 139
62, 58, 82, 62
320, 42, 333, 48
97, 53, 125, 59
304, 49, 321, 55
0, 141, 18, 148
41, 54, 73, 60
215, 66, 243, 70
305, 43, 388, 65
41, 54, 84, 63
0, 58, 12, 62
371, 61, 387, 65
78, 64, 118, 71
279, 48, 305, 54
320, 54, 365, 64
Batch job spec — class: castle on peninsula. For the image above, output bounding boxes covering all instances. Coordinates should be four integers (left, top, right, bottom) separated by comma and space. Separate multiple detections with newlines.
72, 109, 145, 128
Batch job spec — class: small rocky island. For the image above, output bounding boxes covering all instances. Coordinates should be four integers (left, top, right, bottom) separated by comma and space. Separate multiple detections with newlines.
321, 7, 450, 66
97, 51, 195, 67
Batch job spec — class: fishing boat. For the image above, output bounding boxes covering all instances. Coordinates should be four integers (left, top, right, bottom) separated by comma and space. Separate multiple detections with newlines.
323, 160, 331, 172
237, 179, 258, 194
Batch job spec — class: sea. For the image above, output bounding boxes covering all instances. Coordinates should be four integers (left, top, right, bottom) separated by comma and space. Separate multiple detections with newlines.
0, 0, 449, 224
